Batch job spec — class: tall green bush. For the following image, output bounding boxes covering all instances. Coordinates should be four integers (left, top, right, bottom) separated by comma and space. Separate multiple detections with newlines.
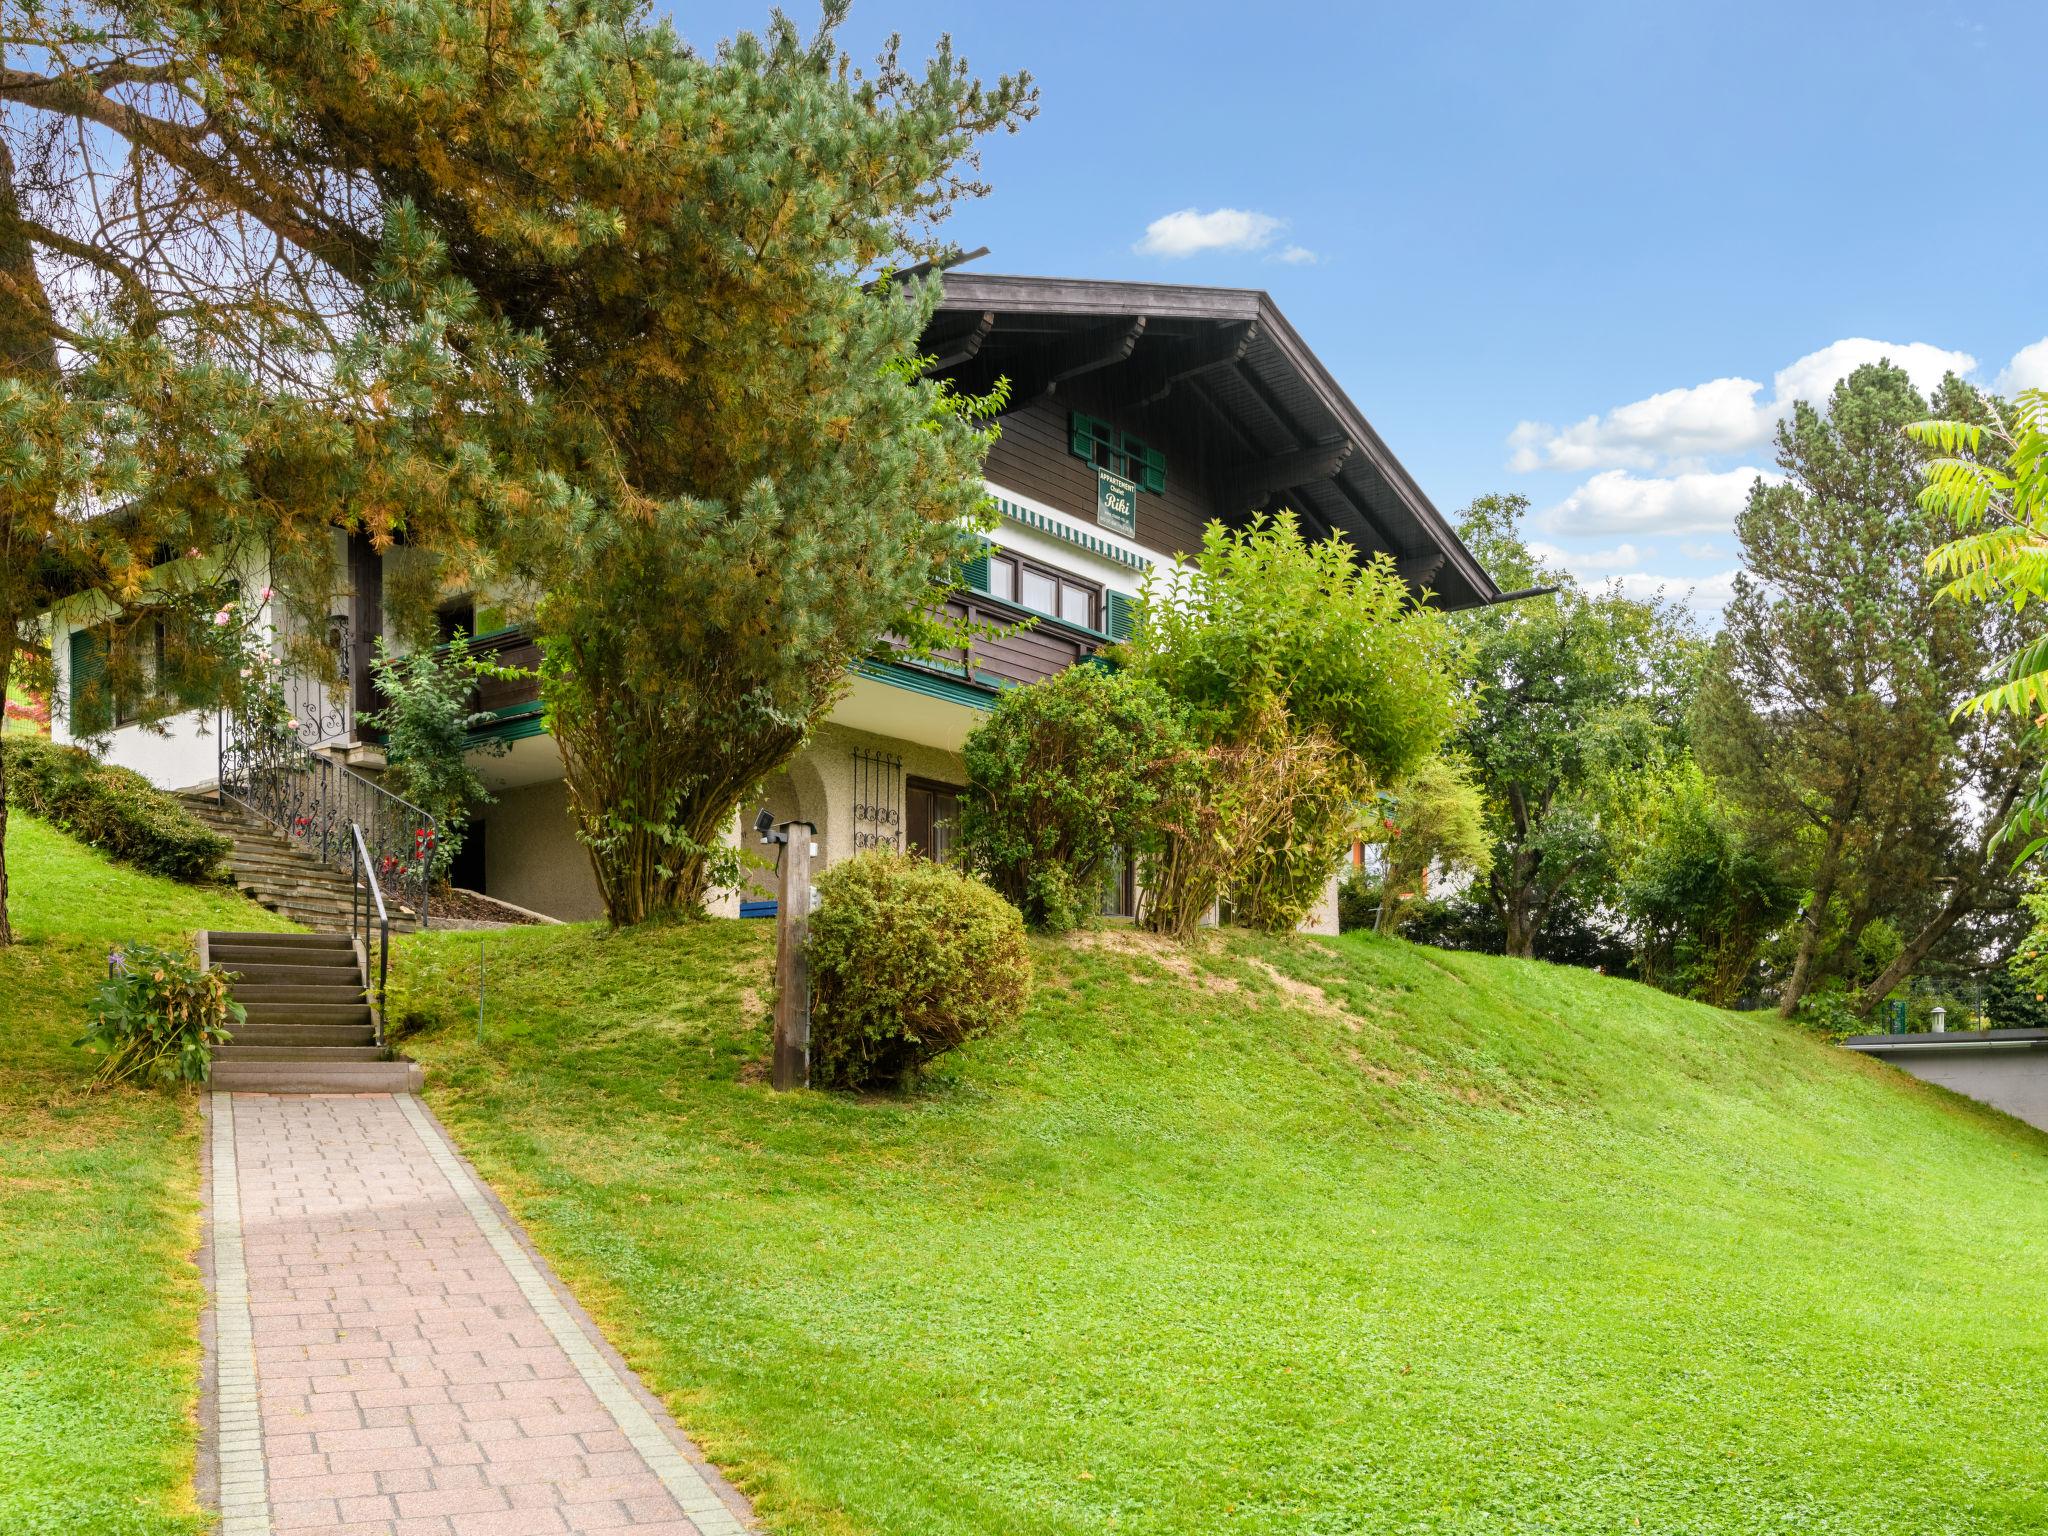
2, 737, 229, 881
1620, 766, 1799, 1007
807, 851, 1031, 1089
958, 667, 1194, 932
1123, 513, 1469, 934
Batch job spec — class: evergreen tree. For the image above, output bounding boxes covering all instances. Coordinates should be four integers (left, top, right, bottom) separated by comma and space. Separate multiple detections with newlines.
1696, 364, 2038, 1016
0, 0, 525, 943
1, 1, 1037, 930
264, 4, 1035, 921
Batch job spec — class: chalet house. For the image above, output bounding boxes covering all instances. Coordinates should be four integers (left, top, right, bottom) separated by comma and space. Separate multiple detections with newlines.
46, 273, 1501, 931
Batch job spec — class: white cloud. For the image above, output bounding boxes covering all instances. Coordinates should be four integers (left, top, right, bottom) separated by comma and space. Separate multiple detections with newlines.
1996, 337, 2048, 395
1134, 207, 1284, 259
1596, 568, 1743, 617
1529, 540, 1654, 574
1273, 244, 1318, 266
1545, 467, 1779, 538
1680, 540, 1720, 560
1768, 338, 1976, 415
1508, 338, 1979, 474
1509, 377, 1769, 473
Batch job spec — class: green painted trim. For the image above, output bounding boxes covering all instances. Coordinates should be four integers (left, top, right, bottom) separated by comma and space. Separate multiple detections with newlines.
457, 659, 998, 754
852, 656, 1001, 711
990, 494, 1155, 572
464, 699, 547, 748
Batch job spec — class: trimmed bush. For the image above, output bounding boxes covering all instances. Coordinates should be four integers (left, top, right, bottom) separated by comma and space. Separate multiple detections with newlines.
959, 666, 1195, 932
807, 850, 1031, 1089
3, 737, 230, 881
77, 940, 244, 1088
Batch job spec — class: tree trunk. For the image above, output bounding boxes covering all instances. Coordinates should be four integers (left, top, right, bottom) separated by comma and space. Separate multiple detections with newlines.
1850, 883, 1973, 1019
0, 132, 64, 950
1778, 819, 1849, 1017
0, 610, 14, 946
1848, 769, 2029, 1018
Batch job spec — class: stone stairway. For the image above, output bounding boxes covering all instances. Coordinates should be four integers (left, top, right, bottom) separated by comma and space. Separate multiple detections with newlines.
179, 788, 417, 935
204, 931, 422, 1093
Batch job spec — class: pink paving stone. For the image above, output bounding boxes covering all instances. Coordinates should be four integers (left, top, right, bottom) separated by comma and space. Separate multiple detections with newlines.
208, 1093, 753, 1534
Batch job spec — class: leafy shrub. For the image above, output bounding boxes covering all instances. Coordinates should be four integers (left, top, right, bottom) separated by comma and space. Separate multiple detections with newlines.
77, 941, 244, 1087
365, 634, 510, 883
1143, 710, 1347, 940
1337, 870, 1381, 934
807, 850, 1031, 1088
3, 737, 229, 881
959, 666, 1194, 932
1356, 758, 1492, 936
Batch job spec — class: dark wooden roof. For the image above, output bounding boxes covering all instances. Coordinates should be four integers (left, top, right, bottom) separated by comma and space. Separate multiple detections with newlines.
918, 273, 1501, 611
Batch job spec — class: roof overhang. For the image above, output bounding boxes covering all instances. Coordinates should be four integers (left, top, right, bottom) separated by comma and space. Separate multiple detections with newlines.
919, 273, 1502, 610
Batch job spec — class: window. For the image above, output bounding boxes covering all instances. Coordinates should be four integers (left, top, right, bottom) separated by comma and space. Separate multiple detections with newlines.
982, 552, 1100, 631
906, 779, 962, 863
1069, 412, 1167, 493
436, 595, 477, 644
1019, 565, 1057, 615
113, 623, 166, 727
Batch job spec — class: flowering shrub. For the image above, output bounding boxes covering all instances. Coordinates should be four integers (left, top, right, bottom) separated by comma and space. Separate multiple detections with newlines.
77, 941, 244, 1088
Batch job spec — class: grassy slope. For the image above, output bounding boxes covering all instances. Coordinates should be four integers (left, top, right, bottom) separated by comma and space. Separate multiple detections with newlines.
0, 814, 292, 1535
393, 919, 2048, 1536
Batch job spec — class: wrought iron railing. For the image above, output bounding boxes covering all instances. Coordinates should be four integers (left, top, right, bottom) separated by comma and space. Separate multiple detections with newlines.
283, 617, 354, 748
348, 822, 392, 1046
218, 699, 436, 927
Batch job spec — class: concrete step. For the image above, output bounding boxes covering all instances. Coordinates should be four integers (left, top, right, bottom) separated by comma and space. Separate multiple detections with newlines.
230, 1022, 378, 1047
239, 1001, 373, 1027
215, 1045, 388, 1062
205, 933, 354, 958
208, 1059, 423, 1094
210, 939, 359, 965
233, 983, 367, 1006
219, 961, 364, 988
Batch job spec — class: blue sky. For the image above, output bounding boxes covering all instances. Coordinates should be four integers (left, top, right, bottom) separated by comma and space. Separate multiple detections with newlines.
673, 1, 2048, 613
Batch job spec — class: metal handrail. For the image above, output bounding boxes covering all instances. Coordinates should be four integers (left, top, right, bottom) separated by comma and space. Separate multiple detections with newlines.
218, 700, 437, 927
349, 821, 391, 1047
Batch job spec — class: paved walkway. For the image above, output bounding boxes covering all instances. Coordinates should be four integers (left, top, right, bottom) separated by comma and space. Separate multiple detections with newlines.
203, 1093, 755, 1535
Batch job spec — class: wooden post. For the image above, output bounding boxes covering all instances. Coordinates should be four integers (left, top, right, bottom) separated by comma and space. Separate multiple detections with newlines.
771, 821, 816, 1091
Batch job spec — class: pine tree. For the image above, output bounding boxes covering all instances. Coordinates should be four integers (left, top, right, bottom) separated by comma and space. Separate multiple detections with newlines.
1696, 364, 2038, 1016
0, 1, 529, 942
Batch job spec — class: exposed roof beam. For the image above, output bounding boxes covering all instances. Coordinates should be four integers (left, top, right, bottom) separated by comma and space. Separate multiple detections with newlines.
1396, 551, 1446, 587
1181, 373, 1259, 452
993, 314, 1151, 415
1224, 438, 1354, 511
1130, 322, 1258, 407
1045, 315, 1148, 391
924, 311, 995, 373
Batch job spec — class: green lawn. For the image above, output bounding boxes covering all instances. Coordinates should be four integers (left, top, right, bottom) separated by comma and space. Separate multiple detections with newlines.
392, 917, 2048, 1535
0, 813, 291, 1536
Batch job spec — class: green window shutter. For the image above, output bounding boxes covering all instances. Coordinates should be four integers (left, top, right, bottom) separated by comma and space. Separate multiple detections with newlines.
1069, 412, 1096, 458
68, 626, 110, 735
1103, 590, 1135, 642
961, 550, 991, 592
1137, 443, 1168, 494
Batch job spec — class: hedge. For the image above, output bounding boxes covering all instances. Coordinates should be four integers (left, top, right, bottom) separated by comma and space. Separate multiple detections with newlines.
2, 737, 230, 882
